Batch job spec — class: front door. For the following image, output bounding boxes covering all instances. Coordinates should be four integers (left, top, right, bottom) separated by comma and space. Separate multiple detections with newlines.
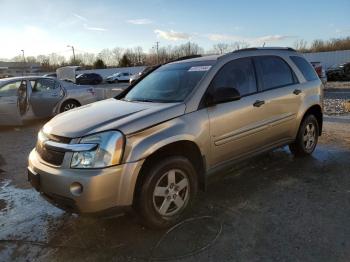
30, 78, 62, 118
0, 79, 28, 125
207, 57, 272, 167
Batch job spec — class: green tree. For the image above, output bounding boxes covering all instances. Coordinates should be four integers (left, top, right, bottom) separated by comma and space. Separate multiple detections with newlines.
118, 54, 132, 67
93, 59, 106, 69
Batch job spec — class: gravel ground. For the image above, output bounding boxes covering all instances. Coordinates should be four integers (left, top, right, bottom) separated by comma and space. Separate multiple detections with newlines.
0, 115, 350, 261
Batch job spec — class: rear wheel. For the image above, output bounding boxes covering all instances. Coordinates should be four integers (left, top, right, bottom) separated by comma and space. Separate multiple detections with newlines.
136, 156, 198, 229
60, 100, 80, 112
289, 114, 319, 156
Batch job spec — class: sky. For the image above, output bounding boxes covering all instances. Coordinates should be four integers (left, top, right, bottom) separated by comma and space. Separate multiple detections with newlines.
0, 0, 349, 59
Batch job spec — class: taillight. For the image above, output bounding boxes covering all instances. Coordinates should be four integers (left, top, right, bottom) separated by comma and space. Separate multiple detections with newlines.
315, 66, 322, 77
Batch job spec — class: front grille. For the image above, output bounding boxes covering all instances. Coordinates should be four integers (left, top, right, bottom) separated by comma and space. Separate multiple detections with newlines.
36, 132, 72, 166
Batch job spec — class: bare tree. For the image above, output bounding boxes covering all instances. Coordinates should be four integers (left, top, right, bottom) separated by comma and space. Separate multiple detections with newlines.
75, 52, 96, 65
294, 39, 308, 52
112, 47, 124, 65
97, 49, 115, 66
48, 53, 66, 66
230, 41, 249, 51
212, 43, 230, 54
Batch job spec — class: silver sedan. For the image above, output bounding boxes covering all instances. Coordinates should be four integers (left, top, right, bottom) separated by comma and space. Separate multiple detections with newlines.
0, 76, 97, 125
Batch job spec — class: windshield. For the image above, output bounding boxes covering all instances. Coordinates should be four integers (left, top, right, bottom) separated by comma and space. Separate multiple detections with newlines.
124, 61, 214, 103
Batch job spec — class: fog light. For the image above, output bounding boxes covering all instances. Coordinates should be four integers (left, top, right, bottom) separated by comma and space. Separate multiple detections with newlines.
70, 182, 83, 196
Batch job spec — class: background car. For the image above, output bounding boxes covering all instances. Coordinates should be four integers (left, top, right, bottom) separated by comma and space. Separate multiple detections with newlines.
129, 66, 158, 84
76, 73, 103, 85
310, 62, 327, 84
106, 72, 132, 83
43, 73, 57, 78
0, 76, 97, 125
326, 62, 350, 81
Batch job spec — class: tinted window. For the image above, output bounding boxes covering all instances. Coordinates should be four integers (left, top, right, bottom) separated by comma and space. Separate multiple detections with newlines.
255, 56, 296, 91
210, 58, 257, 96
31, 78, 56, 92
0, 80, 26, 96
290, 56, 318, 81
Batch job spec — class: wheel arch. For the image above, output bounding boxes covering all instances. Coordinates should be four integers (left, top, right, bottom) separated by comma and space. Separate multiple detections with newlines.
133, 140, 206, 205
301, 104, 323, 135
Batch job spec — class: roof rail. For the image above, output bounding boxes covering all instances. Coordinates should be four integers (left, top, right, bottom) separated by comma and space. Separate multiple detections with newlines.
169, 55, 202, 63
232, 47, 296, 53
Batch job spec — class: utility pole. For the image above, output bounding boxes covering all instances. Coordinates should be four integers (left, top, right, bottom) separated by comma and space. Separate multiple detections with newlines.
67, 45, 76, 64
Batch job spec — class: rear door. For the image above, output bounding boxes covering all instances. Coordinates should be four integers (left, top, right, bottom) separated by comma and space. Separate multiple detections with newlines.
207, 57, 274, 167
30, 78, 62, 118
0, 80, 28, 125
253, 55, 302, 143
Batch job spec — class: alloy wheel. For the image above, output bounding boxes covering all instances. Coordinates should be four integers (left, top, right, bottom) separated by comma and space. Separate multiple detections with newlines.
152, 169, 190, 217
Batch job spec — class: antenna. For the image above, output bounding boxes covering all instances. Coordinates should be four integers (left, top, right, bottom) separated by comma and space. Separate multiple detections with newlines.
262, 42, 266, 47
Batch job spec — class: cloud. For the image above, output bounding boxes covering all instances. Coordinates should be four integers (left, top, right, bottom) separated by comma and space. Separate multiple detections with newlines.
335, 28, 350, 34
83, 24, 107, 31
207, 34, 241, 42
255, 35, 293, 43
127, 19, 153, 25
73, 13, 88, 22
154, 29, 191, 41
207, 33, 294, 45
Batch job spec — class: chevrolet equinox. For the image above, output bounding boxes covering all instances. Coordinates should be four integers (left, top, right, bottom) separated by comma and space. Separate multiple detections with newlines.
28, 48, 323, 228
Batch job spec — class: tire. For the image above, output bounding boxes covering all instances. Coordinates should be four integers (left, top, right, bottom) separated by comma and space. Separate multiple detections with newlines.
60, 100, 80, 113
289, 114, 319, 156
136, 156, 198, 229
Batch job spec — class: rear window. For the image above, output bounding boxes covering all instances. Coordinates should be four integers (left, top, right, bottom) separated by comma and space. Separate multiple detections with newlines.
290, 56, 319, 81
255, 56, 296, 91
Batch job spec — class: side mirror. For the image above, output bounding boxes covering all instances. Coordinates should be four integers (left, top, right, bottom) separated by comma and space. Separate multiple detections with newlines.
207, 87, 241, 106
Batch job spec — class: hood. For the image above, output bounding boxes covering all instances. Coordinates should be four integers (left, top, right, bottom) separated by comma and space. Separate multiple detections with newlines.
43, 98, 186, 138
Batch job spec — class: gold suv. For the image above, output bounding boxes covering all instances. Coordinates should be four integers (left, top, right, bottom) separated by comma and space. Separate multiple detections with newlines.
28, 48, 323, 228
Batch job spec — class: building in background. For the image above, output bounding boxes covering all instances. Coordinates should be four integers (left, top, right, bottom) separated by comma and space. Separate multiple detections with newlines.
0, 62, 41, 78
303, 50, 350, 69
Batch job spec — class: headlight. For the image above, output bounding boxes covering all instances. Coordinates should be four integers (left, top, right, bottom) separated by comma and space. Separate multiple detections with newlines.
71, 131, 124, 168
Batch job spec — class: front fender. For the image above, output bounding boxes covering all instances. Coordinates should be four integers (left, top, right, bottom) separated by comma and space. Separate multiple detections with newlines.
123, 110, 210, 164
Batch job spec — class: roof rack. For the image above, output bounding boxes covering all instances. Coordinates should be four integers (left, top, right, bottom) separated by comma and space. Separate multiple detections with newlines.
169, 55, 202, 63
233, 47, 296, 53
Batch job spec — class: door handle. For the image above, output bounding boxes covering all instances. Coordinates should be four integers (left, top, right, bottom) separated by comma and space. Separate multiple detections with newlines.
51, 94, 59, 97
293, 89, 302, 95
253, 100, 265, 107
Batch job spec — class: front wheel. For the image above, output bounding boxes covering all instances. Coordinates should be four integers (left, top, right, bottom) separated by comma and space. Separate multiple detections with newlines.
289, 114, 319, 156
136, 156, 198, 229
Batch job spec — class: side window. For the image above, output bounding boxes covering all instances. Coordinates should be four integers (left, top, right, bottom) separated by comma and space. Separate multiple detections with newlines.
290, 56, 318, 81
255, 56, 296, 91
32, 79, 56, 92
0, 80, 26, 96
210, 58, 257, 97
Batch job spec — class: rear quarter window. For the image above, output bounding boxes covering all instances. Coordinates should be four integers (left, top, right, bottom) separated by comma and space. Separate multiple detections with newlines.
255, 56, 297, 91
290, 56, 319, 81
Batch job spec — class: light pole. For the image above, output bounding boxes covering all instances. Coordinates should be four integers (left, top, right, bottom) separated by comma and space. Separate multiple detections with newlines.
20, 49, 25, 76
67, 45, 76, 64
21, 49, 25, 63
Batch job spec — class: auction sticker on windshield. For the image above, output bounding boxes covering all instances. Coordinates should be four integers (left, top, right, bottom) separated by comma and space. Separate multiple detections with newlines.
188, 66, 212, 72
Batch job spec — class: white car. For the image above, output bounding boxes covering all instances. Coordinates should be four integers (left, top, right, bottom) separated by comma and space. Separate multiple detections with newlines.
106, 72, 132, 83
